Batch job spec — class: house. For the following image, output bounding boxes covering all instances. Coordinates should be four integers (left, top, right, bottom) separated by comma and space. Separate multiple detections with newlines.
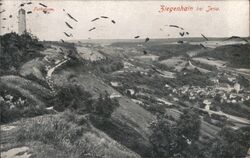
203, 99, 212, 110
234, 82, 241, 93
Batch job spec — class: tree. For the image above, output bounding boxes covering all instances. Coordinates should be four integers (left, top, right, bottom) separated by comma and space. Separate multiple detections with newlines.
150, 115, 179, 158
52, 85, 93, 112
176, 109, 201, 142
208, 127, 250, 158
150, 108, 202, 158
93, 92, 119, 118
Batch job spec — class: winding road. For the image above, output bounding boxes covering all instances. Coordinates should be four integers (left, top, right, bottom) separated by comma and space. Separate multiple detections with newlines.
47, 59, 68, 78
198, 108, 250, 125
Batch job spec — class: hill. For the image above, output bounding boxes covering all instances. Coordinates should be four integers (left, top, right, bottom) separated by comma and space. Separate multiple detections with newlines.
1, 33, 250, 158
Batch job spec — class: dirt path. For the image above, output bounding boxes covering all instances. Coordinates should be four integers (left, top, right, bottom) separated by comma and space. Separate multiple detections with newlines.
1, 146, 31, 158
47, 59, 68, 78
1, 125, 16, 131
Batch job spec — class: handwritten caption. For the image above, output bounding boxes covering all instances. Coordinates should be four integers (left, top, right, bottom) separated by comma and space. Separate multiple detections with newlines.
159, 5, 220, 13
33, 7, 55, 13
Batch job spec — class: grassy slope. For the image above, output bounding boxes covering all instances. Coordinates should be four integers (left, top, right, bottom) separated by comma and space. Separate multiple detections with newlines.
1, 113, 141, 158
0, 75, 52, 106
52, 69, 155, 156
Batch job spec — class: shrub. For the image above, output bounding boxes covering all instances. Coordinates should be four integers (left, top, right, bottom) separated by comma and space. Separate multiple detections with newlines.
51, 85, 93, 112
50, 86, 119, 118
0, 101, 49, 123
98, 60, 124, 73
92, 92, 119, 118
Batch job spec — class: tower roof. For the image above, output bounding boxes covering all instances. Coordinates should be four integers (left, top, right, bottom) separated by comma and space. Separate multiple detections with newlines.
18, 8, 26, 14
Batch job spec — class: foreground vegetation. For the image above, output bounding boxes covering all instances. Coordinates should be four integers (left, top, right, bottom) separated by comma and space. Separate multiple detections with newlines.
13, 108, 250, 158
150, 109, 250, 158
16, 111, 103, 158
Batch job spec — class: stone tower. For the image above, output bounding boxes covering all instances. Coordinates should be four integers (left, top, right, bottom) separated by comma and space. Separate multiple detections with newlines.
18, 8, 26, 35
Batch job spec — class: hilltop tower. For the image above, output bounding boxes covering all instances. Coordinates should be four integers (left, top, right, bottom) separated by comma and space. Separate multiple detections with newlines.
18, 8, 26, 35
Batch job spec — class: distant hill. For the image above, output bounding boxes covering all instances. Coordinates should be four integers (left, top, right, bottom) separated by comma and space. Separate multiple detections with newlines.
68, 36, 250, 44
198, 44, 250, 68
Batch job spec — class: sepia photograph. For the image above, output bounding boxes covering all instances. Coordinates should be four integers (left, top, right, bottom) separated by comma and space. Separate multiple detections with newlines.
0, 0, 250, 157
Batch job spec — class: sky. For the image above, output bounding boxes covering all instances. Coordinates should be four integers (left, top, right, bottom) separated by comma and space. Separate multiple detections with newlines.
0, 0, 249, 41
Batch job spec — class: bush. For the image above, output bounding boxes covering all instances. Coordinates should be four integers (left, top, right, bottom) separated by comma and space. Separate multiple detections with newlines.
51, 85, 93, 112
0, 101, 49, 123
50, 86, 118, 118
98, 60, 124, 73
92, 92, 119, 118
